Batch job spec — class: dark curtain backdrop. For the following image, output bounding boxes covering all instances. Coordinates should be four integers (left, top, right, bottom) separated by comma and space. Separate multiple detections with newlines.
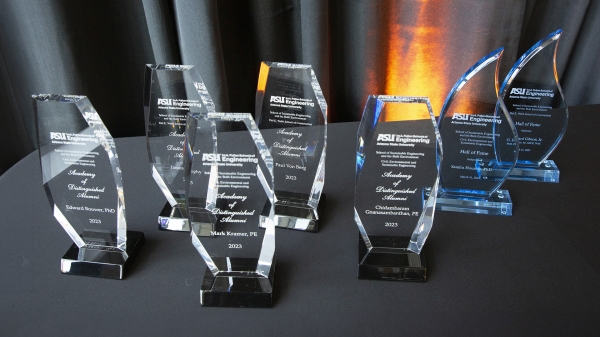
1, 0, 599, 175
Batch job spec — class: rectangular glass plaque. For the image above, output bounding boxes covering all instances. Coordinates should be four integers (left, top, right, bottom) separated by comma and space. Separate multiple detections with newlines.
34, 94, 144, 279
355, 96, 440, 282
144, 64, 216, 232
256, 62, 326, 232
500, 30, 568, 183
185, 112, 276, 307
437, 48, 519, 216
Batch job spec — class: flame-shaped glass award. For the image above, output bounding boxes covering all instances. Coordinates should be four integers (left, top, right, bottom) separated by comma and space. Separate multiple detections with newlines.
500, 30, 568, 183
144, 64, 215, 232
34, 95, 144, 279
355, 96, 440, 282
256, 62, 326, 232
185, 112, 276, 307
436, 48, 519, 216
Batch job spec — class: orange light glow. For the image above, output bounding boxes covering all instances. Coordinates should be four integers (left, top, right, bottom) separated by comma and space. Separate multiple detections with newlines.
381, 0, 450, 121
257, 62, 270, 92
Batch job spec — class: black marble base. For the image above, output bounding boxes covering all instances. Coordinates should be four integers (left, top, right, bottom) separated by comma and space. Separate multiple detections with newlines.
200, 257, 276, 308
358, 234, 426, 282
60, 230, 145, 280
259, 193, 326, 232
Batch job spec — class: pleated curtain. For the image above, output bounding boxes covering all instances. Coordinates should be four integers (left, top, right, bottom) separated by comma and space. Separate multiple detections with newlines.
1, 0, 599, 175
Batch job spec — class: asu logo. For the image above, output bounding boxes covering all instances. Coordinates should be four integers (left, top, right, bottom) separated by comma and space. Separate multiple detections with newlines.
84, 112, 100, 121
377, 134, 395, 142
510, 88, 526, 95
270, 96, 285, 103
50, 132, 67, 140
194, 82, 205, 91
202, 153, 221, 162
157, 98, 172, 106
451, 113, 469, 121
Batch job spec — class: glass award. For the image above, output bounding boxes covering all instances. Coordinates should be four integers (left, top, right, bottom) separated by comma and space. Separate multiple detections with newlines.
355, 96, 440, 282
185, 112, 276, 307
33, 94, 144, 279
255, 62, 326, 232
436, 48, 519, 216
144, 64, 215, 232
500, 29, 568, 183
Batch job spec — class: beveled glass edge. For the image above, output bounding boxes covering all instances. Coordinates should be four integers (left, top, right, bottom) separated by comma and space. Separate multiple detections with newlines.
355, 95, 441, 254
499, 29, 562, 97
186, 112, 219, 275
32, 94, 128, 251
307, 67, 327, 209
439, 47, 504, 119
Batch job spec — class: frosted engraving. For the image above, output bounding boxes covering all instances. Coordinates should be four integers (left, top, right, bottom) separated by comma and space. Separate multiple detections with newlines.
144, 64, 215, 209
355, 96, 440, 254
256, 62, 326, 211
186, 113, 275, 277
34, 95, 127, 251
438, 48, 518, 197
500, 29, 568, 167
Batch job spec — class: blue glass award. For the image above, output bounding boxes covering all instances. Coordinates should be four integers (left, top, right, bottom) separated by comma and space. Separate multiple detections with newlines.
500, 29, 568, 183
355, 96, 440, 282
436, 48, 519, 216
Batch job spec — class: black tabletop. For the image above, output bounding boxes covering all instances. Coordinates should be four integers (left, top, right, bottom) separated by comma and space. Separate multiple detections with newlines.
1, 105, 599, 336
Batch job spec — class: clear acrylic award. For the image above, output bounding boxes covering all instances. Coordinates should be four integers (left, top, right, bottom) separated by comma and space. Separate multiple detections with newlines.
185, 112, 276, 307
500, 29, 568, 183
255, 62, 326, 232
437, 48, 519, 216
355, 96, 440, 282
144, 64, 215, 232
34, 94, 144, 279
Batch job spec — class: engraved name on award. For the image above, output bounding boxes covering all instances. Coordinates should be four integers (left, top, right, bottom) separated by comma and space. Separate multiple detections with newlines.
34, 94, 144, 279
500, 29, 568, 182
355, 96, 440, 282
436, 48, 519, 216
256, 62, 326, 232
186, 112, 276, 307
144, 64, 215, 232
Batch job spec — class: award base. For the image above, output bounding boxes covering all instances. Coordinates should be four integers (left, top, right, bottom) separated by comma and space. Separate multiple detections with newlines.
60, 231, 145, 280
435, 189, 512, 216
258, 193, 326, 232
358, 235, 426, 282
508, 160, 559, 183
200, 257, 276, 308
158, 203, 189, 232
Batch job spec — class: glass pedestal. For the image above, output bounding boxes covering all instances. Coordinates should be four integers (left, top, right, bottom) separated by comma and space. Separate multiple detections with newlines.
508, 160, 559, 183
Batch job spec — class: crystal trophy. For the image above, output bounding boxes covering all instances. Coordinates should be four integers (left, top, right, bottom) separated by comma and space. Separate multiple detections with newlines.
500, 29, 568, 182
436, 48, 519, 216
185, 112, 276, 307
34, 94, 145, 279
355, 96, 440, 282
144, 64, 215, 232
255, 62, 326, 232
